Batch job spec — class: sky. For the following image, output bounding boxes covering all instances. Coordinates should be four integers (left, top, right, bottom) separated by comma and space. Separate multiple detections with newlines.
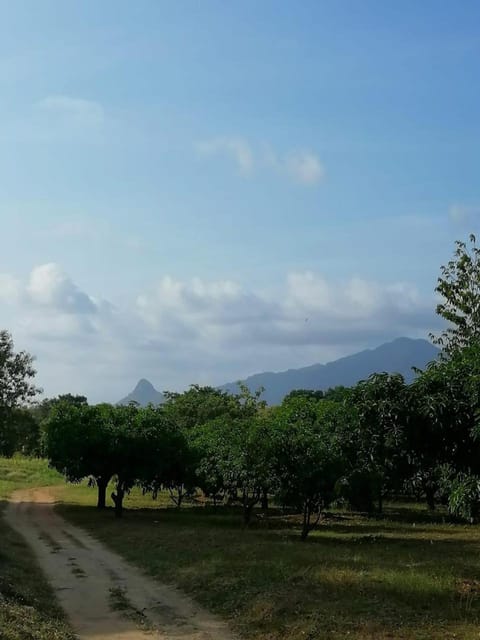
1, 1, 479, 402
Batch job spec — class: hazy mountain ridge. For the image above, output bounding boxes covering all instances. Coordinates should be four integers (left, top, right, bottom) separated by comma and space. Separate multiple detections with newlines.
220, 337, 439, 405
119, 337, 439, 407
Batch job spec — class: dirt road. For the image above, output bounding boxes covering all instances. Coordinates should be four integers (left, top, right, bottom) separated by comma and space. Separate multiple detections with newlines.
5, 488, 236, 640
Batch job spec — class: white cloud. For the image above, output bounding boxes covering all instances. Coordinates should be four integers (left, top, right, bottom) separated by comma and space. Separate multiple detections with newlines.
265, 147, 325, 185
37, 95, 104, 126
1, 265, 435, 403
197, 137, 324, 185
136, 271, 432, 351
196, 137, 254, 174
449, 203, 480, 224
26, 263, 97, 314
283, 151, 325, 185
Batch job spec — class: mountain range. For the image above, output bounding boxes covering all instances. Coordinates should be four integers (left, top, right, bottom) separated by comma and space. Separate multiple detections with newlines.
220, 337, 439, 404
118, 337, 439, 407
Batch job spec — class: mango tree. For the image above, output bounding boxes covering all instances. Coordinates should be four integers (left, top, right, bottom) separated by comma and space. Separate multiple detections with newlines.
0, 330, 40, 456
350, 373, 408, 513
44, 402, 116, 508
409, 343, 480, 515
272, 396, 348, 540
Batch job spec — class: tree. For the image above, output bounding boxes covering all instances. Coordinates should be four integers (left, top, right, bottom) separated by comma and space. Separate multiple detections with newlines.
272, 397, 348, 540
408, 343, 480, 515
163, 385, 243, 430
107, 403, 146, 518
432, 234, 480, 354
227, 416, 275, 525
45, 401, 191, 517
0, 330, 40, 456
192, 388, 271, 523
408, 351, 478, 509
44, 402, 116, 509
283, 389, 324, 403
139, 406, 198, 508
350, 373, 408, 513
191, 421, 228, 506
31, 394, 88, 424
10, 408, 40, 455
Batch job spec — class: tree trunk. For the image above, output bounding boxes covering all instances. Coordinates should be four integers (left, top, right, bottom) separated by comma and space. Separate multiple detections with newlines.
169, 486, 184, 508
111, 485, 125, 518
422, 478, 435, 511
425, 485, 436, 511
378, 483, 383, 514
261, 488, 269, 512
96, 476, 109, 509
301, 502, 311, 541
242, 490, 256, 526
243, 502, 254, 526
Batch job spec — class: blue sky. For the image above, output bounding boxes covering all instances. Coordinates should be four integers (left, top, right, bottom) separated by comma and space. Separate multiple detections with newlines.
1, 1, 479, 401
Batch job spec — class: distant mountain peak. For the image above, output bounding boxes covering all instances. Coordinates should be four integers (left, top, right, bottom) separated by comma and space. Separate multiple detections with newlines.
118, 378, 164, 407
134, 378, 155, 390
220, 337, 439, 405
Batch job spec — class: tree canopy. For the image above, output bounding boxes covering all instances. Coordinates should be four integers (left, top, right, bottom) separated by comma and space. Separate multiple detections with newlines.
0, 330, 40, 456
432, 233, 480, 354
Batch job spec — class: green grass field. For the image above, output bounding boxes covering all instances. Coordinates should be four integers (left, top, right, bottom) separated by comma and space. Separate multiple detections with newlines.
0, 455, 62, 500
0, 457, 75, 640
57, 484, 480, 640
3, 458, 480, 640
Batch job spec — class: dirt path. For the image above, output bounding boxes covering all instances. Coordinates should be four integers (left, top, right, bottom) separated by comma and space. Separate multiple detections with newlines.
5, 487, 236, 640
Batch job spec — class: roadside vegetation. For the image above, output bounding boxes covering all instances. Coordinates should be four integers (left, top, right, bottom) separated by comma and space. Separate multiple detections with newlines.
0, 457, 74, 640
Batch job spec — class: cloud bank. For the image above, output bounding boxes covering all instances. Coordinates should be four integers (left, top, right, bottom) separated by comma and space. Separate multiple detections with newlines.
0, 264, 436, 402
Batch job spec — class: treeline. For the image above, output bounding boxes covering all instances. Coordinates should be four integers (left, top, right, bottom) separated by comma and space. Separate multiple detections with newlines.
38, 343, 480, 538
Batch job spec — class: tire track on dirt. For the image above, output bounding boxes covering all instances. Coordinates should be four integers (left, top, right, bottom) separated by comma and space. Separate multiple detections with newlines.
5, 487, 236, 640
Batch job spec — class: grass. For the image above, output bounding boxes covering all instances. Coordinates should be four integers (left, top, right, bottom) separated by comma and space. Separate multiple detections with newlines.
0, 455, 63, 501
0, 456, 75, 640
56, 487, 480, 640
3, 459, 480, 639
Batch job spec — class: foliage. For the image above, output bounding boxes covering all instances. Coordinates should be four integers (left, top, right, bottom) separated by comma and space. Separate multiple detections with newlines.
0, 330, 40, 456
272, 397, 350, 538
408, 344, 480, 510
0, 408, 40, 457
190, 420, 227, 505
439, 465, 480, 521
192, 389, 271, 523
136, 405, 197, 508
282, 389, 326, 402
162, 385, 244, 430
31, 394, 88, 426
43, 402, 116, 509
349, 373, 409, 512
432, 233, 480, 354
